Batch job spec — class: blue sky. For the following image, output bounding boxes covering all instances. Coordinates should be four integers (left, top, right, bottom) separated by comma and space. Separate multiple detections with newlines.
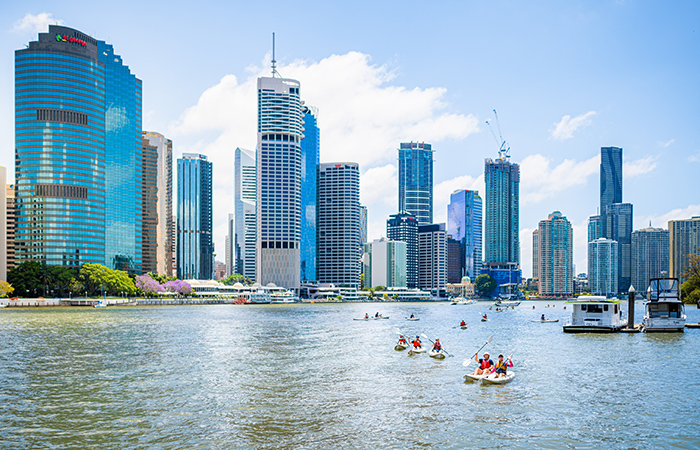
1, 1, 698, 278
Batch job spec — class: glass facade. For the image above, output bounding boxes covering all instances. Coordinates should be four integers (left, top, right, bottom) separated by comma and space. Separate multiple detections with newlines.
418, 223, 447, 296
536, 211, 573, 296
588, 238, 618, 296
386, 212, 419, 288
300, 107, 319, 282
177, 154, 213, 279
604, 202, 633, 292
631, 226, 669, 292
484, 157, 520, 265
587, 214, 603, 243
398, 142, 433, 225
669, 217, 700, 283
15, 25, 141, 269
447, 189, 483, 279
600, 146, 622, 214
234, 147, 256, 280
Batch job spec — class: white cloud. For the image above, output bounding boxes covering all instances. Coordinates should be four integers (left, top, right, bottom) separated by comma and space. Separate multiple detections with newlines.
689, 150, 700, 163
623, 155, 658, 178
520, 153, 599, 205
520, 227, 535, 279
360, 164, 397, 208
635, 204, 700, 231
12, 13, 63, 34
433, 174, 484, 224
550, 111, 596, 141
659, 139, 674, 148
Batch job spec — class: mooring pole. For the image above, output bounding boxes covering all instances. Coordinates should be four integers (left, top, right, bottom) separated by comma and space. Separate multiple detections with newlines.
628, 285, 636, 329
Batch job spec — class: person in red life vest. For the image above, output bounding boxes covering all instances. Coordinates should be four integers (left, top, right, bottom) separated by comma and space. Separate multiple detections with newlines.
432, 339, 442, 352
364, 313, 369, 319
483, 313, 488, 320
460, 320, 466, 327
412, 336, 422, 349
492, 354, 513, 378
398, 335, 407, 346
471, 352, 493, 376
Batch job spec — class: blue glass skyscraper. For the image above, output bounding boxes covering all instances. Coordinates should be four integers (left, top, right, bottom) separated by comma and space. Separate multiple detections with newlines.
398, 142, 433, 225
15, 25, 142, 270
604, 202, 633, 292
447, 189, 483, 279
300, 106, 319, 282
177, 154, 213, 279
600, 146, 622, 214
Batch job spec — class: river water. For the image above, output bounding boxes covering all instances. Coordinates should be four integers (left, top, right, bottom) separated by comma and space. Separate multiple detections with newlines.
1, 301, 699, 449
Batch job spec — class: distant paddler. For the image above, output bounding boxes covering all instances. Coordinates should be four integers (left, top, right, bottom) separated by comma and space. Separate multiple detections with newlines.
460, 320, 466, 327
412, 335, 422, 349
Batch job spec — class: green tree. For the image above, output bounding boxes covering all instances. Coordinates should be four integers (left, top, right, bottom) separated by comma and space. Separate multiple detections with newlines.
79, 263, 137, 297
7, 261, 78, 297
681, 249, 700, 304
475, 274, 497, 298
221, 274, 252, 286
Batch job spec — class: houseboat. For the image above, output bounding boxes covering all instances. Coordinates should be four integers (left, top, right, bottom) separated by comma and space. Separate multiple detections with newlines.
643, 278, 686, 332
563, 296, 625, 333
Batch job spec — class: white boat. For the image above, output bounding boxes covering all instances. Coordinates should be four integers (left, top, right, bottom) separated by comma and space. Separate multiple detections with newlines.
408, 346, 426, 354
495, 299, 521, 307
563, 296, 625, 333
248, 291, 271, 304
394, 343, 408, 351
481, 371, 515, 385
531, 319, 559, 323
643, 278, 686, 332
428, 349, 446, 359
94, 300, 107, 308
0, 304, 6, 308
451, 297, 477, 305
270, 290, 298, 304
464, 372, 489, 382
405, 317, 419, 321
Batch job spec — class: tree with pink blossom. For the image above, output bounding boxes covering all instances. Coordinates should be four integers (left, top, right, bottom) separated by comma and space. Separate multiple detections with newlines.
163, 279, 192, 297
135, 274, 164, 297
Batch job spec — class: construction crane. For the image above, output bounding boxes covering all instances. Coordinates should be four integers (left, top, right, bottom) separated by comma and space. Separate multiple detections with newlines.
485, 109, 510, 160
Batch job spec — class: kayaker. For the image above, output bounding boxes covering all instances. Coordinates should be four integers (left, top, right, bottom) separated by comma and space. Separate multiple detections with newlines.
541, 314, 545, 321
364, 313, 369, 319
375, 312, 380, 318
398, 335, 407, 345
472, 352, 493, 375
432, 339, 442, 352
410, 313, 415, 319
460, 320, 466, 327
483, 313, 488, 320
492, 354, 513, 378
532, 305, 535, 309
413, 336, 422, 348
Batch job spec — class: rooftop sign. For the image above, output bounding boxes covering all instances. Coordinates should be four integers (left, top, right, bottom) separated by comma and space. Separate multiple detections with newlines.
56, 34, 87, 47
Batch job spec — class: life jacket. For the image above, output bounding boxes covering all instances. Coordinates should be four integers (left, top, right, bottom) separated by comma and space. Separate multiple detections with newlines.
433, 343, 441, 351
494, 360, 508, 372
413, 340, 421, 347
460, 321, 466, 326
480, 358, 492, 369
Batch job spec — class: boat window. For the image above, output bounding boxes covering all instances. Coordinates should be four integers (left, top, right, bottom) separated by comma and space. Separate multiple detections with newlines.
614, 305, 618, 314
604, 305, 609, 312
586, 304, 603, 313
581, 305, 587, 311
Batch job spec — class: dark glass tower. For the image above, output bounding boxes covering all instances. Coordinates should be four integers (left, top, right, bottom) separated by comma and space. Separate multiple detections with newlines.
600, 147, 622, 214
15, 25, 142, 270
177, 154, 213, 279
604, 202, 633, 292
447, 189, 483, 279
387, 212, 419, 288
398, 142, 433, 225
300, 106, 319, 282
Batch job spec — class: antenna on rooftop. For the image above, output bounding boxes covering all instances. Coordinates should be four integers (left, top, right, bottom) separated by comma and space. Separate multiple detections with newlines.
271, 32, 281, 78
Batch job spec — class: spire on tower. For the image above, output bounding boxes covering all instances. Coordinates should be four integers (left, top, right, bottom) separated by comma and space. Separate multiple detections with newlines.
271, 32, 281, 78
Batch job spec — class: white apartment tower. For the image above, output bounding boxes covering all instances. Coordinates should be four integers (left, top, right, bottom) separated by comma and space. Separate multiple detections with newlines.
255, 76, 304, 290
235, 147, 257, 281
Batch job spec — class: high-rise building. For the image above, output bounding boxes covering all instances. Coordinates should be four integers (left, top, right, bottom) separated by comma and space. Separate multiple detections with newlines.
604, 202, 633, 292
225, 232, 231, 277
214, 262, 226, 281
398, 142, 433, 225
447, 189, 483, 279
16, 25, 142, 271
317, 163, 360, 287
418, 223, 447, 296
446, 236, 462, 284
141, 138, 158, 274
176, 153, 213, 279
255, 75, 304, 290
588, 215, 604, 242
536, 211, 574, 296
588, 238, 618, 296
300, 106, 319, 282
631, 225, 669, 292
6, 184, 15, 271
362, 238, 407, 288
669, 217, 700, 282
386, 212, 419, 288
234, 147, 256, 281
532, 228, 540, 290
0, 167, 6, 281
142, 132, 174, 277
484, 157, 520, 265
359, 205, 368, 246
600, 147, 623, 214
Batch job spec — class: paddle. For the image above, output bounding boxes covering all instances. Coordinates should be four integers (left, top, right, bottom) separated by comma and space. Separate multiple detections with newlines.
462, 334, 494, 367
421, 333, 453, 357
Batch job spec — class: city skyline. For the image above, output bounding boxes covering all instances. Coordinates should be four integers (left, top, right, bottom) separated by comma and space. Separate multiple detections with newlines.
0, 4, 699, 280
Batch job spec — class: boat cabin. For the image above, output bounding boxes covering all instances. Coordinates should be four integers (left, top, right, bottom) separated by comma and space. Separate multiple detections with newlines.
643, 278, 685, 332
563, 296, 625, 333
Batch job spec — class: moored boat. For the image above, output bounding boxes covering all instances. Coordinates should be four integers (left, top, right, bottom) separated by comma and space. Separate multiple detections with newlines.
563, 296, 625, 333
643, 278, 686, 332
495, 299, 521, 307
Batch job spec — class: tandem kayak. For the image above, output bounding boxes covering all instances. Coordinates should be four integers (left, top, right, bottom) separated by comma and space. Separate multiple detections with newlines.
428, 349, 446, 359
481, 371, 515, 385
463, 372, 489, 382
394, 343, 408, 351
531, 319, 559, 323
354, 316, 390, 320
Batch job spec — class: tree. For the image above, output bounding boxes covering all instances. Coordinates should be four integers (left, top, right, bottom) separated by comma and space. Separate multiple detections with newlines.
221, 274, 252, 286
163, 280, 193, 296
135, 274, 164, 297
0, 280, 14, 298
8, 261, 78, 297
681, 249, 700, 304
147, 272, 176, 285
79, 263, 136, 297
475, 274, 497, 298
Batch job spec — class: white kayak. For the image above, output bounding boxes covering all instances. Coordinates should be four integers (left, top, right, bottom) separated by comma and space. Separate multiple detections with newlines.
460, 325, 468, 330
354, 316, 390, 320
531, 319, 559, 323
405, 317, 419, 321
428, 349, 446, 359
463, 372, 489, 382
394, 343, 408, 351
481, 318, 488, 322
481, 371, 515, 384
408, 346, 426, 355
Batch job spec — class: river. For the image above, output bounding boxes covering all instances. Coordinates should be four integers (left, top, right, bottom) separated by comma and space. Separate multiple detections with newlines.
1, 301, 699, 449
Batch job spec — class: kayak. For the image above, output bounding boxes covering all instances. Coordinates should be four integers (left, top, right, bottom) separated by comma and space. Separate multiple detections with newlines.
460, 325, 468, 330
394, 343, 408, 351
531, 319, 559, 323
463, 372, 489, 382
481, 371, 515, 385
428, 349, 446, 359
405, 317, 420, 321
481, 318, 488, 322
408, 346, 426, 355
354, 316, 390, 320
